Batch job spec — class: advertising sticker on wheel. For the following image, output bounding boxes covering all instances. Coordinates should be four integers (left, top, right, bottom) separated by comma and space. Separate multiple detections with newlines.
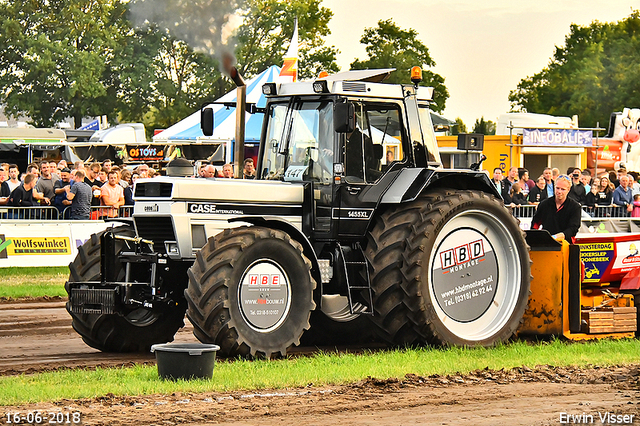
431, 228, 499, 322
239, 261, 292, 332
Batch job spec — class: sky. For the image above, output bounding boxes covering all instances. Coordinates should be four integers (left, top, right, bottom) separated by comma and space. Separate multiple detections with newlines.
320, 0, 638, 128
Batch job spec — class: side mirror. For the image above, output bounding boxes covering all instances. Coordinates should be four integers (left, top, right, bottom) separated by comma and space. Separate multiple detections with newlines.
334, 102, 355, 133
201, 107, 214, 136
308, 147, 319, 163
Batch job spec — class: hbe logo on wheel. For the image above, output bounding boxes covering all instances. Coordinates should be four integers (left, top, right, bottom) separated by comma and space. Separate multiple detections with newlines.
247, 274, 281, 286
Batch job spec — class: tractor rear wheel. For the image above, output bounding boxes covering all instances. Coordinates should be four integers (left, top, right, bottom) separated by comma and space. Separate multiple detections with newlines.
365, 189, 531, 347
185, 226, 316, 358
66, 226, 187, 352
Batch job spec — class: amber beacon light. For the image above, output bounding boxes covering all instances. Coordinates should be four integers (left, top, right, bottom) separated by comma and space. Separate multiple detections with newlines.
410, 66, 422, 85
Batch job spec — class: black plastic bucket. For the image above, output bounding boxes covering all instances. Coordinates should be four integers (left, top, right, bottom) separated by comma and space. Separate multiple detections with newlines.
151, 343, 220, 380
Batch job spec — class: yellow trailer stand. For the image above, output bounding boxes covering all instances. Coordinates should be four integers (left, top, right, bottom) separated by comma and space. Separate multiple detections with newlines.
519, 230, 636, 340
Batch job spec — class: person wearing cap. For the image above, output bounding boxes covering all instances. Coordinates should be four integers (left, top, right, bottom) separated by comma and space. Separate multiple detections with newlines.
532, 174, 581, 242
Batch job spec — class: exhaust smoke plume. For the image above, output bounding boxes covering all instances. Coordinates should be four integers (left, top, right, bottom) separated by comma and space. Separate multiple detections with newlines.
128, 0, 243, 62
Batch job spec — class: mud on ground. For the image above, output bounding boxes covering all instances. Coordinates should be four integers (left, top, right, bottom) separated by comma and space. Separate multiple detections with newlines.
1, 299, 640, 425
2, 365, 639, 425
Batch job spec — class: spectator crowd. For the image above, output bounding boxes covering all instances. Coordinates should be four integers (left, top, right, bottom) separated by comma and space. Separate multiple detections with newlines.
3, 156, 639, 220
490, 165, 640, 217
0, 158, 256, 220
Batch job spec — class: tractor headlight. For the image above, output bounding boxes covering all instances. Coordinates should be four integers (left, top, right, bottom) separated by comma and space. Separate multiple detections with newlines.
165, 242, 180, 256
262, 83, 277, 95
313, 80, 329, 93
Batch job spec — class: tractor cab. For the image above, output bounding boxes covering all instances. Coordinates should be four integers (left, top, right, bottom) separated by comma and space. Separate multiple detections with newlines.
255, 68, 441, 239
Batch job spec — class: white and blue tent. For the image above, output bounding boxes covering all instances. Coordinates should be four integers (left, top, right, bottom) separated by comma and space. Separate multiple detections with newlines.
153, 65, 281, 144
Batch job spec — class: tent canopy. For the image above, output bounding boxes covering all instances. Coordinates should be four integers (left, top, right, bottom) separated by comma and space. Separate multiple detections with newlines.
153, 65, 281, 143
153, 65, 457, 144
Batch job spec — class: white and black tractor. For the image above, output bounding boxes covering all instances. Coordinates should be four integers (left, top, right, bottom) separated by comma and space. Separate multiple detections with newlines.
66, 68, 530, 358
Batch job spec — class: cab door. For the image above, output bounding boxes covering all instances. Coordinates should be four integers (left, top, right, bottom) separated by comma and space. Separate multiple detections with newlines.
336, 101, 407, 237
276, 100, 336, 237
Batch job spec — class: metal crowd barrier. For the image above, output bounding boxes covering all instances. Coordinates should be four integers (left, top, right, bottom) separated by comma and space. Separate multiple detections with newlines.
0, 205, 134, 220
581, 205, 631, 218
0, 206, 60, 220
509, 203, 640, 232
510, 204, 635, 220
510, 205, 536, 219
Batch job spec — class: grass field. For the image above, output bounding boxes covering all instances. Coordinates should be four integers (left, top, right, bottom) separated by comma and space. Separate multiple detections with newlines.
1, 339, 639, 406
1, 268, 639, 408
0, 267, 68, 299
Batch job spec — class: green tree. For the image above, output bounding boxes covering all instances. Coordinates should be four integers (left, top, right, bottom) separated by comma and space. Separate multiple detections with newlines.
235, 0, 340, 80
451, 117, 467, 135
350, 19, 448, 113
127, 0, 339, 132
148, 37, 223, 131
126, 0, 241, 132
472, 117, 496, 135
114, 24, 224, 134
0, 0, 130, 128
509, 11, 640, 128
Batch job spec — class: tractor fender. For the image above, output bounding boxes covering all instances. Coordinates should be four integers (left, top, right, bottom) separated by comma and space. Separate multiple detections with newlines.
228, 216, 321, 282
379, 168, 501, 204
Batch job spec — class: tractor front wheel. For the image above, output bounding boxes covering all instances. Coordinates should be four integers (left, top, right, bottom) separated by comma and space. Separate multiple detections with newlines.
186, 226, 316, 358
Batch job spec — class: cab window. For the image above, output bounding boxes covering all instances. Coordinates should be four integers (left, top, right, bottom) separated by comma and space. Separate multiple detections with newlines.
344, 102, 405, 184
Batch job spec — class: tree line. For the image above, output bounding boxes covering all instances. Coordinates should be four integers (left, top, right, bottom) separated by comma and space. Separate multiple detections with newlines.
509, 10, 640, 129
0, 0, 447, 135
3, 2, 635, 136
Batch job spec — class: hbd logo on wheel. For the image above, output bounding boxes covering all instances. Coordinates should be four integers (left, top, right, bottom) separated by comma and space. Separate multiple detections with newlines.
440, 240, 485, 270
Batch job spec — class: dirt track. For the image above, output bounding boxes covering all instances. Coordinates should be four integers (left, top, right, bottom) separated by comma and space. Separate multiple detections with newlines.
0, 299, 199, 376
1, 299, 639, 425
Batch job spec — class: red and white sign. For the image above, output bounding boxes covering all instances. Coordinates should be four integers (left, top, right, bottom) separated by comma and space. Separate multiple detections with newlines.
247, 274, 282, 287
611, 241, 640, 273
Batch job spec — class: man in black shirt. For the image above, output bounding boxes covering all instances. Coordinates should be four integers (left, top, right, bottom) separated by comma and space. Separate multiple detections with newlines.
9, 173, 38, 207
532, 175, 582, 242
84, 162, 103, 207
242, 158, 256, 179
567, 167, 586, 205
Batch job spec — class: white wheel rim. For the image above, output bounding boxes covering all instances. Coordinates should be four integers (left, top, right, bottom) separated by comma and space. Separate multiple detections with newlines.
428, 209, 522, 342
238, 259, 292, 333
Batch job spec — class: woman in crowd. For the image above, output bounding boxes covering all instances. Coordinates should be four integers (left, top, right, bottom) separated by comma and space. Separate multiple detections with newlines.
599, 176, 615, 204
509, 182, 528, 206
120, 169, 132, 188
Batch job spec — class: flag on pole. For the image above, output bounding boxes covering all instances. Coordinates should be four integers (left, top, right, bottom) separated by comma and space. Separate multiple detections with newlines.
278, 18, 298, 83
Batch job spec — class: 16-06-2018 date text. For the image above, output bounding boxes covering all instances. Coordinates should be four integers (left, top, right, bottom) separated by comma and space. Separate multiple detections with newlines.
5, 411, 82, 424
